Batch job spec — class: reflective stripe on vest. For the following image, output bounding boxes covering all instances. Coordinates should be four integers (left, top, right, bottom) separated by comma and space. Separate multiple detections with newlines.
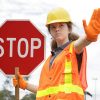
37, 84, 84, 97
37, 43, 84, 97
64, 61, 72, 83
64, 43, 73, 83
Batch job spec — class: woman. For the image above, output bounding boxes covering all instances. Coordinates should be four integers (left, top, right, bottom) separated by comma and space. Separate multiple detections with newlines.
13, 7, 100, 100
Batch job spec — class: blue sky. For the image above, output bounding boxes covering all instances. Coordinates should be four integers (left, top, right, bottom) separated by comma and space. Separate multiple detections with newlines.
0, 0, 100, 99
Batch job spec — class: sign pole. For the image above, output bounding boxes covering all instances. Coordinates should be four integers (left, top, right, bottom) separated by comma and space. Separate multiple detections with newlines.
15, 67, 19, 100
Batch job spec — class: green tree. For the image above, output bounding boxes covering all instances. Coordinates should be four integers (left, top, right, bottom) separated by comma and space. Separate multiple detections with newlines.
0, 89, 15, 100
21, 93, 36, 100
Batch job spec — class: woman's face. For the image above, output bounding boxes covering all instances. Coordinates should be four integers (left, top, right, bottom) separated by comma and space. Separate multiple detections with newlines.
50, 22, 70, 46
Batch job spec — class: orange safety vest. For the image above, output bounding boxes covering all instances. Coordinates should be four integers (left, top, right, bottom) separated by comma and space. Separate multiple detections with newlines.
36, 42, 87, 100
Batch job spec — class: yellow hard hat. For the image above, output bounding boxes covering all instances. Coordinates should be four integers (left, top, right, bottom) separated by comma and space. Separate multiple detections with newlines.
46, 7, 72, 26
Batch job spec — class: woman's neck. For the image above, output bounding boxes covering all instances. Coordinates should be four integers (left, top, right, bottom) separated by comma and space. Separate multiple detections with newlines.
57, 39, 69, 47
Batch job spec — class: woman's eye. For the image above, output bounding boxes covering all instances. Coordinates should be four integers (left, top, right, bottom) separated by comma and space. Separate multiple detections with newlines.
50, 26, 55, 29
60, 24, 64, 27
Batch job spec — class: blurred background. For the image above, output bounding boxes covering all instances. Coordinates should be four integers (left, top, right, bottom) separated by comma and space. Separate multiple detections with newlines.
0, 0, 100, 99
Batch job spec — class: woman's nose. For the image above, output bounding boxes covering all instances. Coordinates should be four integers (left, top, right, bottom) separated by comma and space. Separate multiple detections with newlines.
55, 26, 60, 32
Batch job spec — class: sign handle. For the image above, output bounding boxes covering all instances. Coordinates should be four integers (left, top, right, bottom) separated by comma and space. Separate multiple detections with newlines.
15, 67, 19, 100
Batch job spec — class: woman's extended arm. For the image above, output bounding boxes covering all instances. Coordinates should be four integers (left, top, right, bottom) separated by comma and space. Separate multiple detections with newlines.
74, 8, 100, 54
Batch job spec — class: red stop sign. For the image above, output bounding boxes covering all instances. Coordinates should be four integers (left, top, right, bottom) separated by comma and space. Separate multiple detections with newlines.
0, 20, 45, 75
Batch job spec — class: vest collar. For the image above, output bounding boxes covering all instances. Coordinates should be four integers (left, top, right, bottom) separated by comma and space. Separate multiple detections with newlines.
51, 40, 72, 56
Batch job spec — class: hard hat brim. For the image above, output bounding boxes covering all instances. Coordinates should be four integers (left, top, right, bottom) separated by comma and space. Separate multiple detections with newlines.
46, 19, 71, 27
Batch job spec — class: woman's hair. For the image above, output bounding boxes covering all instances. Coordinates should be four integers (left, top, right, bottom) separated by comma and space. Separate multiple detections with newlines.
47, 22, 79, 50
